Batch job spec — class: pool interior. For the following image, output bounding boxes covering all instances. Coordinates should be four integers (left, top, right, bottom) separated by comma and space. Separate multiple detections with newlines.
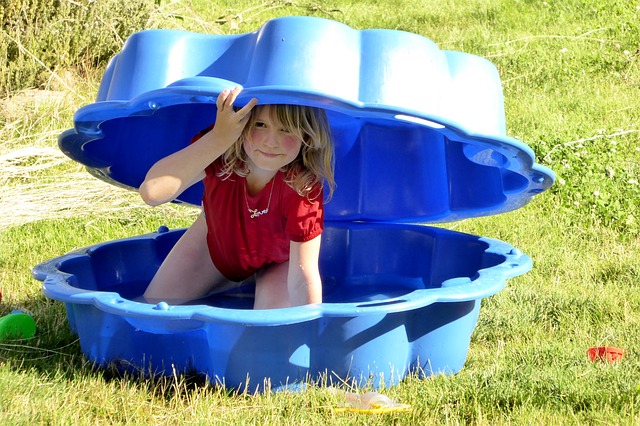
56, 224, 504, 309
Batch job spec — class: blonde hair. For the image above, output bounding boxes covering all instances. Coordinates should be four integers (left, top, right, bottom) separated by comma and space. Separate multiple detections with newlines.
218, 104, 335, 201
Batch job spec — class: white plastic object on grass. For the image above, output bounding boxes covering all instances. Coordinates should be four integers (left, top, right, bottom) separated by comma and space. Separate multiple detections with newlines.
330, 388, 411, 414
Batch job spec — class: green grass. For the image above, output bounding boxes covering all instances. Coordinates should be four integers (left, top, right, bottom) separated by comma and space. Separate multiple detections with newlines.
1, 0, 640, 424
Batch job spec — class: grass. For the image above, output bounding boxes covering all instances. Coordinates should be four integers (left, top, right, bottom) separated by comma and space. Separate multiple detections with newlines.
1, 0, 640, 424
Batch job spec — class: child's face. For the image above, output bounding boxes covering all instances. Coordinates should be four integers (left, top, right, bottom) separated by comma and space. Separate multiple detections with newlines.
243, 106, 303, 174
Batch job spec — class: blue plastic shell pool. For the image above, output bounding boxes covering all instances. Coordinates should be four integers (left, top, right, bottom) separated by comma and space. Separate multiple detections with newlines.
33, 16, 554, 392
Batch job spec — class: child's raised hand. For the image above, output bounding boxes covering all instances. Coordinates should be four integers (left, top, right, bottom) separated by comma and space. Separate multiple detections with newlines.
212, 87, 258, 146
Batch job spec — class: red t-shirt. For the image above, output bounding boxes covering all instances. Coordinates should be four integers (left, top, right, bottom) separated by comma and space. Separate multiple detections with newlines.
193, 129, 324, 281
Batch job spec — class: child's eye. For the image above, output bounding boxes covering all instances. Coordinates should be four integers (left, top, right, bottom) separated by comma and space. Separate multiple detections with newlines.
254, 121, 267, 128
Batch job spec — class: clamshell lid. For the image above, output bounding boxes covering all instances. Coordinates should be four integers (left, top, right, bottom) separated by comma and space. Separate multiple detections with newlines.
60, 16, 554, 223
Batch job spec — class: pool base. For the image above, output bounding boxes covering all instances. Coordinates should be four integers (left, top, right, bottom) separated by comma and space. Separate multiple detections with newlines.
34, 224, 531, 392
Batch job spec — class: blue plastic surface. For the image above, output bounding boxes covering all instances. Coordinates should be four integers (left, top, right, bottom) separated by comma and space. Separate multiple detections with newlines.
33, 224, 531, 391
59, 16, 554, 222
37, 16, 555, 391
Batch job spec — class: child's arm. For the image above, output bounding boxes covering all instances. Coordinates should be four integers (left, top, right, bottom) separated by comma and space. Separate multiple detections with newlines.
139, 88, 257, 206
287, 235, 323, 306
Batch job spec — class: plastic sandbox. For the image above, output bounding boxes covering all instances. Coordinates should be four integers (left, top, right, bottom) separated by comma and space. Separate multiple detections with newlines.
32, 16, 554, 392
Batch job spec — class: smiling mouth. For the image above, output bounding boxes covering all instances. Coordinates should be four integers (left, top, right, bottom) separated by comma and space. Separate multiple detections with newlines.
258, 151, 281, 158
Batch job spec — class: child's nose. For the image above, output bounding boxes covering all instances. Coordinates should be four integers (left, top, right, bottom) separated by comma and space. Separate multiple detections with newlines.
265, 131, 279, 146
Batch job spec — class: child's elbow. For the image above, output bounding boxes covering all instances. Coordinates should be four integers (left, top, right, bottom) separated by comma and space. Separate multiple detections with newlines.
139, 181, 169, 206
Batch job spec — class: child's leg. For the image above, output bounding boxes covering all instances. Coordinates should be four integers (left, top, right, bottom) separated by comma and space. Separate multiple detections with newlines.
253, 261, 291, 309
143, 213, 227, 304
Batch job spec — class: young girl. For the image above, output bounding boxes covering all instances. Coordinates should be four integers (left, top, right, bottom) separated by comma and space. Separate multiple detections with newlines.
139, 87, 335, 309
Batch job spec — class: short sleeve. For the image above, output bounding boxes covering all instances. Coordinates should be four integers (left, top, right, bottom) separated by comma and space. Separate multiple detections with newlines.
284, 187, 324, 242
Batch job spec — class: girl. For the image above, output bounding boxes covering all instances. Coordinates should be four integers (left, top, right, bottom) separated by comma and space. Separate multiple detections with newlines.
139, 87, 335, 309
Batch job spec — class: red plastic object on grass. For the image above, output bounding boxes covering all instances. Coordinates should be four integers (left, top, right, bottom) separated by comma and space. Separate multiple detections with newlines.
587, 346, 625, 363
